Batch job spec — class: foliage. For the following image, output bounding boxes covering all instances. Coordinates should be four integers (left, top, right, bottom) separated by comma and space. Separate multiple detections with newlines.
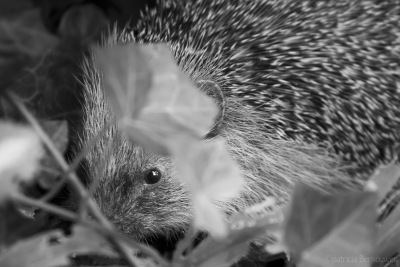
1, 3, 400, 267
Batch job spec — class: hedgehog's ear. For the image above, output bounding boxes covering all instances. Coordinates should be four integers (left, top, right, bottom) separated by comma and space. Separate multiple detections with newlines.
197, 80, 225, 139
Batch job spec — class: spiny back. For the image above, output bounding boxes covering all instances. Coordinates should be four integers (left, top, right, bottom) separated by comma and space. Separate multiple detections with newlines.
79, 0, 400, 240
125, 0, 400, 177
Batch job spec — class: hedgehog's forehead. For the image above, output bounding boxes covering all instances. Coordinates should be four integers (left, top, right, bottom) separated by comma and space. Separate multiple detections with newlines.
88, 128, 167, 172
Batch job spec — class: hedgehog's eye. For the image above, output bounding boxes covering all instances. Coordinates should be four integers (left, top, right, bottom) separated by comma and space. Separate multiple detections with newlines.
144, 168, 162, 184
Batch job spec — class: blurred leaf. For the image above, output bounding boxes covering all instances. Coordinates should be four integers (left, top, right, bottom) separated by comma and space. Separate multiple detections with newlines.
0, 201, 43, 248
0, 121, 43, 201
40, 120, 69, 152
285, 184, 377, 267
0, 97, 19, 119
0, 9, 57, 58
171, 136, 244, 201
93, 43, 152, 120
184, 209, 284, 267
58, 4, 108, 43
0, 224, 115, 267
193, 195, 229, 239
35, 120, 69, 189
170, 135, 245, 238
377, 201, 400, 258
0, 0, 33, 17
137, 44, 218, 136
123, 116, 192, 155
197, 242, 248, 267
95, 43, 219, 154
0, 9, 58, 90
369, 162, 400, 201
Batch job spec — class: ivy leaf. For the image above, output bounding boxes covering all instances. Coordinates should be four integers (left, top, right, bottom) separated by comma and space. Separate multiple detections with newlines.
135, 44, 218, 137
0, 225, 116, 267
184, 209, 284, 267
171, 136, 244, 202
95, 43, 218, 154
170, 135, 245, 239
285, 184, 377, 266
93, 43, 152, 120
0, 121, 43, 201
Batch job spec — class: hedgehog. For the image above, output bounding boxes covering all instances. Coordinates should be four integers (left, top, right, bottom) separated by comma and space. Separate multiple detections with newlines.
72, 0, 400, 244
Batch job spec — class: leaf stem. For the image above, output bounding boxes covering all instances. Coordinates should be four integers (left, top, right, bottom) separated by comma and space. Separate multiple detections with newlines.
172, 223, 196, 263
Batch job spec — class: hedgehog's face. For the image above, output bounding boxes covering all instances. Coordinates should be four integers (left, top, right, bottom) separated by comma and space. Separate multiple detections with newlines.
84, 130, 192, 243
79, 54, 194, 250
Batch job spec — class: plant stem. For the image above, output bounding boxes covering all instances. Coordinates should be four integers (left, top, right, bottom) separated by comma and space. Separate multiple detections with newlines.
39, 170, 70, 202
40, 119, 114, 202
12, 194, 170, 267
6, 92, 168, 267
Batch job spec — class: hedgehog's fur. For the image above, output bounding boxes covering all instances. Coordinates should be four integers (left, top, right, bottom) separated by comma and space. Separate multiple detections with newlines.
81, 56, 352, 241
79, 0, 400, 241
